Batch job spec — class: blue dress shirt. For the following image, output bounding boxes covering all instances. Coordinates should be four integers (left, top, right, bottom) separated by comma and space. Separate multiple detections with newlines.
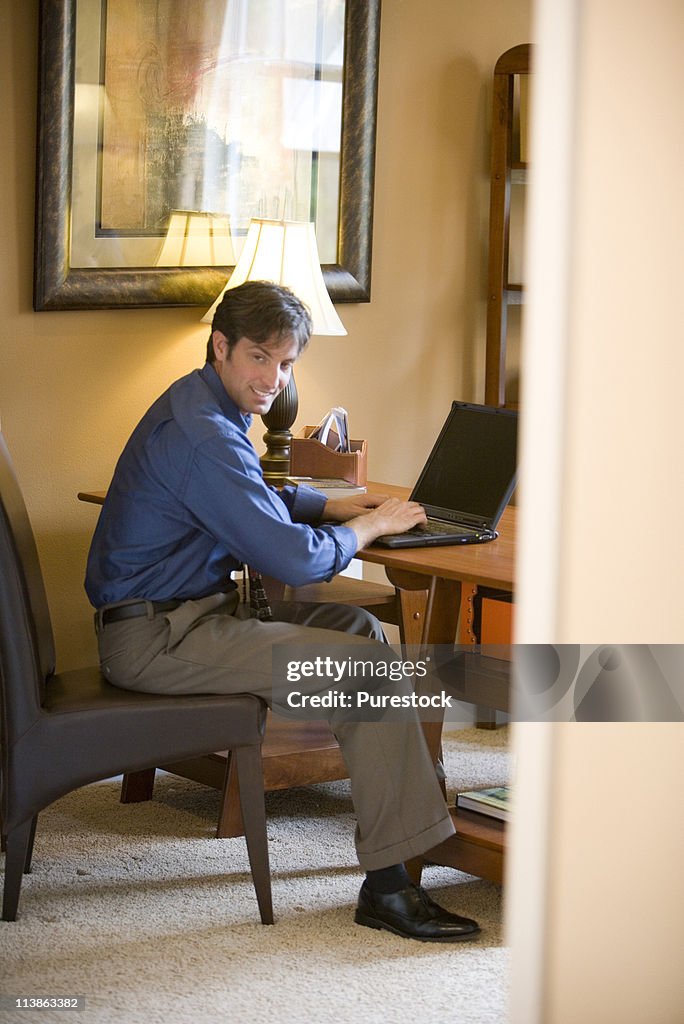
85, 363, 358, 607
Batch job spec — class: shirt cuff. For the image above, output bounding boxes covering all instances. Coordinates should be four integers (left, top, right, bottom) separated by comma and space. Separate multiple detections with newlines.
285, 483, 328, 523
319, 524, 359, 577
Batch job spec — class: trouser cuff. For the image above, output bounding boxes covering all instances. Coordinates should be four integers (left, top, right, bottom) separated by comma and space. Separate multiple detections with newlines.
356, 813, 456, 872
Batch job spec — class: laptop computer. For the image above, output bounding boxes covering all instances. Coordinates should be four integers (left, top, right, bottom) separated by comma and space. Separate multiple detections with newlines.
374, 401, 518, 548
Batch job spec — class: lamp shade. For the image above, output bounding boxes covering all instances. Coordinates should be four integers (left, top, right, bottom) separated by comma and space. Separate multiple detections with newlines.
156, 211, 235, 267
201, 218, 346, 336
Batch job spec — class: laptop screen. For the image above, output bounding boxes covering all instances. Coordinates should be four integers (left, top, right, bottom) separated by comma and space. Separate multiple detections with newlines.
411, 402, 518, 524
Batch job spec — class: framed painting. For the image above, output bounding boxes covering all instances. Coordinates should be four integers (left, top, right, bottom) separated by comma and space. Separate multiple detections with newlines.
34, 0, 381, 310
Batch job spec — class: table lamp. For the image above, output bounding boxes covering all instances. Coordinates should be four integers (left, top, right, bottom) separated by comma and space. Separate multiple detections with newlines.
155, 210, 235, 266
201, 218, 346, 484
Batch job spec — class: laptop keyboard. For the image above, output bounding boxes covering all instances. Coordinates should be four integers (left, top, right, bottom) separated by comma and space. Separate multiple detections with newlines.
407, 519, 478, 537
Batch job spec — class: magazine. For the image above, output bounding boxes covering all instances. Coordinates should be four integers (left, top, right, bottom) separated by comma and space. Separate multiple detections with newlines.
456, 786, 511, 822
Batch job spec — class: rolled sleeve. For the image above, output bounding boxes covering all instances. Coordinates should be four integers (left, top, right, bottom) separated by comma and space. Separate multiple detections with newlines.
278, 483, 328, 523
317, 524, 359, 576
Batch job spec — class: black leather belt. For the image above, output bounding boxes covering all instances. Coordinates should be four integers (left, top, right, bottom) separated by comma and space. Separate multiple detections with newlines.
100, 600, 181, 626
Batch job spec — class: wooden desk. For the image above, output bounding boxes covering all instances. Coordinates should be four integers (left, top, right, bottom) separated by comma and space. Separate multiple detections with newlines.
79, 484, 514, 880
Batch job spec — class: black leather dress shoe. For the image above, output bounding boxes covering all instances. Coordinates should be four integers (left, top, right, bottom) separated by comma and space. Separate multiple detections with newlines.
354, 881, 481, 942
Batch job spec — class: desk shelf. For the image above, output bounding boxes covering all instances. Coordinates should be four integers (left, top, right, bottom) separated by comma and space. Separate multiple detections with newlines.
424, 807, 505, 884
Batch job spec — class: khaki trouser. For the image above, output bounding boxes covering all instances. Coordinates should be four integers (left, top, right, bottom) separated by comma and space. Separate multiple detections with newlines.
95, 592, 454, 870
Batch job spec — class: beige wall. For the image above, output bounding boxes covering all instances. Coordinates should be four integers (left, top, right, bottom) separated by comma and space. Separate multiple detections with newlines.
0, 0, 530, 669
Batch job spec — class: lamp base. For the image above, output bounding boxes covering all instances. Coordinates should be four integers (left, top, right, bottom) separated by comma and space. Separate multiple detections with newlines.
259, 374, 298, 486
260, 428, 293, 486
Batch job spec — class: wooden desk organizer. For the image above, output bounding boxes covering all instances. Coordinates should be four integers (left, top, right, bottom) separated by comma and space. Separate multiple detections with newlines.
290, 426, 367, 485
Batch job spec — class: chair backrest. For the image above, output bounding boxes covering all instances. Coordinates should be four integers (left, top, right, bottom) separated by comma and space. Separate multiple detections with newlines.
0, 432, 56, 742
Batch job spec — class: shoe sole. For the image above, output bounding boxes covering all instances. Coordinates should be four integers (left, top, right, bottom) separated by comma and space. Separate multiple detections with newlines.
354, 909, 481, 942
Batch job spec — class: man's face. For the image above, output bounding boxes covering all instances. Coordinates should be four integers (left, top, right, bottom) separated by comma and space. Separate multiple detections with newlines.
211, 332, 299, 416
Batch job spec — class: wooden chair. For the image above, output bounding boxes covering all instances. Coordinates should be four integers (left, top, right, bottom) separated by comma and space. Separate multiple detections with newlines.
0, 431, 272, 923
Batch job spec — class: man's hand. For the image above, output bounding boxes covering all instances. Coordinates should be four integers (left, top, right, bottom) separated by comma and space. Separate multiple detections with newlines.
323, 493, 389, 522
345, 497, 427, 550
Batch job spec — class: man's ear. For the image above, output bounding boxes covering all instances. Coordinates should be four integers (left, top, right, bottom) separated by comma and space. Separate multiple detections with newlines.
211, 330, 229, 363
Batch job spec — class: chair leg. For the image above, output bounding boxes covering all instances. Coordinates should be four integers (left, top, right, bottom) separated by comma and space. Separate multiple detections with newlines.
23, 815, 38, 873
233, 744, 273, 925
3, 817, 37, 921
217, 752, 245, 839
120, 768, 156, 803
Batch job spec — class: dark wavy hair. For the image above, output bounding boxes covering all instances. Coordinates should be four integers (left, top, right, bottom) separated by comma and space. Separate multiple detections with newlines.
206, 280, 313, 362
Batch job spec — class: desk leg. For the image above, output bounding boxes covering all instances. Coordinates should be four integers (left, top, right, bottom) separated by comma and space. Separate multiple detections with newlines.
422, 577, 462, 775
423, 577, 462, 644
385, 570, 462, 746
384, 571, 462, 883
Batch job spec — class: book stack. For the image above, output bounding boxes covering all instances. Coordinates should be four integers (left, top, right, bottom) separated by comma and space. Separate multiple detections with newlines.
456, 785, 511, 822
287, 477, 367, 500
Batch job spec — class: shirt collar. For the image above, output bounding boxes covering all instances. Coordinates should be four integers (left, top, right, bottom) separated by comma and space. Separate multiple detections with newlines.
199, 362, 252, 432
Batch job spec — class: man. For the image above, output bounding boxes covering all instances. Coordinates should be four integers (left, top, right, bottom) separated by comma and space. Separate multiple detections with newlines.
85, 280, 480, 942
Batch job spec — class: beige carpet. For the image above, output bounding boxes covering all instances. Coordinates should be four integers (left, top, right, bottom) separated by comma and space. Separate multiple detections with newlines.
0, 728, 511, 1024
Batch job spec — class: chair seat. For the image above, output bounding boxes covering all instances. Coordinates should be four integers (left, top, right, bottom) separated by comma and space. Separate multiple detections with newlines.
5, 666, 267, 833
44, 666, 263, 719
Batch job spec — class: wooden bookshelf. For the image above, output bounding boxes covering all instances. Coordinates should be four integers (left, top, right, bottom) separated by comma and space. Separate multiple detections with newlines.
485, 43, 532, 409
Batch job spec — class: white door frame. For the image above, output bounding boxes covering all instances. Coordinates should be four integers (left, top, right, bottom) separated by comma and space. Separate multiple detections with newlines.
505, 1, 580, 1020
